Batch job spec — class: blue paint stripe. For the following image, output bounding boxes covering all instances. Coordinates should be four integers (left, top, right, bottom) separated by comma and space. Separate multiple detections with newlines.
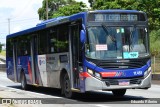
85, 59, 151, 78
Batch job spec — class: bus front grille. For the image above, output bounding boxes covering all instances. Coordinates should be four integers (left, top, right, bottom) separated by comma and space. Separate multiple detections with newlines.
104, 78, 142, 86
98, 60, 147, 70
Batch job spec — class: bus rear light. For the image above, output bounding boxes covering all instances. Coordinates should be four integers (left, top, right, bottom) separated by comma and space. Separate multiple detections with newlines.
100, 72, 116, 77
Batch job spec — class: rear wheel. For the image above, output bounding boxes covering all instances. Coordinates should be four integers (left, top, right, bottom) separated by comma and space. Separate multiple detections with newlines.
21, 72, 29, 90
62, 73, 74, 98
112, 89, 126, 97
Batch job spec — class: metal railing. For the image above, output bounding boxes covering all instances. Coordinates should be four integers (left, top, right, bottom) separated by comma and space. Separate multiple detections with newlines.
0, 55, 6, 71
152, 57, 160, 74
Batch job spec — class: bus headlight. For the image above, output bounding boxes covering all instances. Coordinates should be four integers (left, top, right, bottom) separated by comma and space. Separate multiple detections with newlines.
87, 69, 101, 79
95, 72, 101, 79
144, 67, 151, 78
88, 69, 94, 75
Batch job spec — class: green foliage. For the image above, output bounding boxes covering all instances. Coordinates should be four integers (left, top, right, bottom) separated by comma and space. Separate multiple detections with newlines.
150, 29, 160, 56
136, 0, 160, 30
89, 0, 139, 10
38, 0, 72, 20
53, 2, 86, 18
38, 0, 87, 20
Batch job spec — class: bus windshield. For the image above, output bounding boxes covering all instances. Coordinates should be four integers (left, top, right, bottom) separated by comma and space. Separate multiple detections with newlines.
86, 26, 149, 60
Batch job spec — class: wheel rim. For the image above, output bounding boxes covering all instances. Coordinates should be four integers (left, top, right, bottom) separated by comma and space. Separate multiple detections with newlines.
63, 74, 73, 97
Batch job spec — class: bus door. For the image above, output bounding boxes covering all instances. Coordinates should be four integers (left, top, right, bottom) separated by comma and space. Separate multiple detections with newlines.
69, 24, 81, 88
30, 35, 38, 85
13, 40, 18, 82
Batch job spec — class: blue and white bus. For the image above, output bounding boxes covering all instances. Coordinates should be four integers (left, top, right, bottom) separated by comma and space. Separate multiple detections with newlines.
6, 10, 151, 98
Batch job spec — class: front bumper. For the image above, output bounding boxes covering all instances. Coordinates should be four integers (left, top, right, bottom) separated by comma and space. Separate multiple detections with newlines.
85, 72, 151, 91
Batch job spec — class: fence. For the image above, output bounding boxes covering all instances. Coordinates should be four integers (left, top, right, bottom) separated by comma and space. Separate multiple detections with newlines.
0, 64, 6, 71
151, 57, 160, 74
0, 55, 6, 71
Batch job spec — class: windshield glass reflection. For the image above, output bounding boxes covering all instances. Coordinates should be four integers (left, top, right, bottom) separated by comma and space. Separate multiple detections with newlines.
86, 26, 148, 60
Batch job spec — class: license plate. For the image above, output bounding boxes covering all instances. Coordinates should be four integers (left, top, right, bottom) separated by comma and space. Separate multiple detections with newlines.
118, 80, 130, 86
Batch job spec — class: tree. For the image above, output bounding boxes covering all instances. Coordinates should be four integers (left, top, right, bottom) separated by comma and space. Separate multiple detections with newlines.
88, 0, 94, 7
137, 0, 160, 30
150, 29, 160, 56
38, 0, 86, 20
52, 2, 86, 18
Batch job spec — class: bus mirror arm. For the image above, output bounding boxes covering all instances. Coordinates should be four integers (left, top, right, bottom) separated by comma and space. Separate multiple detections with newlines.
80, 30, 86, 50
82, 24, 86, 31
80, 30, 86, 44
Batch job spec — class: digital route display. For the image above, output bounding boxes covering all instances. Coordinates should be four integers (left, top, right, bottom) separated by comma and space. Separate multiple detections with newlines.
88, 13, 146, 22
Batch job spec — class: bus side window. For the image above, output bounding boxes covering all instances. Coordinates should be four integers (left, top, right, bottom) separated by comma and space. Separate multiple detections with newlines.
38, 31, 48, 54
48, 28, 58, 53
17, 38, 24, 56
7, 39, 13, 57
57, 24, 69, 53
17, 36, 31, 56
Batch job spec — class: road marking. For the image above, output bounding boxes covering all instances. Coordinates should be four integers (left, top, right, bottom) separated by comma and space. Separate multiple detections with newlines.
95, 104, 111, 107
0, 84, 62, 98
0, 85, 7, 88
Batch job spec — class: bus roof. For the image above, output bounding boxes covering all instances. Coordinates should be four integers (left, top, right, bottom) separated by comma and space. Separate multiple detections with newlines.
6, 12, 87, 39
6, 9, 143, 39
93, 9, 141, 13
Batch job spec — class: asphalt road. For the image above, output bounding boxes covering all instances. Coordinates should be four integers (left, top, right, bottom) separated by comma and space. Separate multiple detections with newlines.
0, 71, 160, 107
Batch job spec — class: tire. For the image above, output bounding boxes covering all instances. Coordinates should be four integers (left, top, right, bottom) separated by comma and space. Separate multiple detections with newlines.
62, 73, 74, 98
21, 72, 29, 90
112, 89, 126, 97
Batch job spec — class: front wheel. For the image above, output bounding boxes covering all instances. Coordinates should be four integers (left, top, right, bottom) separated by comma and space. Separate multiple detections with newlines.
62, 73, 74, 98
112, 89, 126, 97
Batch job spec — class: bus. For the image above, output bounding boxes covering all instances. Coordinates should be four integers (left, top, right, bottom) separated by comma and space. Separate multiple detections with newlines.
6, 10, 151, 98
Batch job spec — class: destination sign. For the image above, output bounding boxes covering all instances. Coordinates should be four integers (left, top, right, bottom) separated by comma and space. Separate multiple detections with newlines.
88, 13, 145, 22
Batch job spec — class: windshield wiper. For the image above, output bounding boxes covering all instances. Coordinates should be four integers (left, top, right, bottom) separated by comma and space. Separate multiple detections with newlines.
101, 23, 108, 32
101, 24, 116, 42
130, 26, 136, 46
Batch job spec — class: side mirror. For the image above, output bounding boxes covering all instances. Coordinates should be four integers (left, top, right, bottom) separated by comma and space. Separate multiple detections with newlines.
80, 30, 86, 44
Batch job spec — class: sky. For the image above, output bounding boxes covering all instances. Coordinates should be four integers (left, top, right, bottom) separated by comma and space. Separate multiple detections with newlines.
0, 0, 89, 44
